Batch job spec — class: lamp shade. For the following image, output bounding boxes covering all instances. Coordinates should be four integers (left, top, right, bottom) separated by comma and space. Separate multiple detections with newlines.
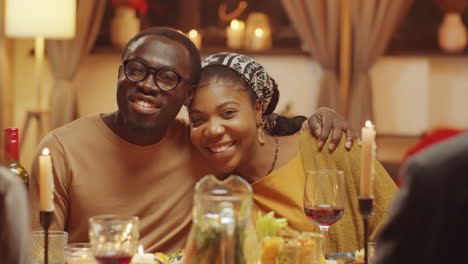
5, 0, 76, 39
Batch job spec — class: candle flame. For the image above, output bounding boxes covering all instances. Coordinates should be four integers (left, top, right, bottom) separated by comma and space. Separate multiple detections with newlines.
138, 245, 144, 255
231, 19, 240, 30
365, 120, 373, 127
42, 148, 50, 156
254, 28, 264, 37
188, 29, 198, 38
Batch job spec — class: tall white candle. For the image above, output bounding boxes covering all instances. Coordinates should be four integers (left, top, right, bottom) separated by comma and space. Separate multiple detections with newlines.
187, 29, 201, 50
226, 19, 245, 49
360, 121, 376, 199
39, 148, 54, 211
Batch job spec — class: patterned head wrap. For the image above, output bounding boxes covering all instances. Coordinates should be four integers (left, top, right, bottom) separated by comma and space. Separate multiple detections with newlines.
201, 52, 279, 118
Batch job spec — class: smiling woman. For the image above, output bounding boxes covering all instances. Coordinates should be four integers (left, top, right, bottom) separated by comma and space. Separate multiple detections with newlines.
189, 53, 279, 180
188, 52, 398, 254
189, 65, 262, 175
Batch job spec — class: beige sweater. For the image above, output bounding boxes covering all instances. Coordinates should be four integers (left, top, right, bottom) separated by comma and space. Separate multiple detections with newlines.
29, 115, 209, 253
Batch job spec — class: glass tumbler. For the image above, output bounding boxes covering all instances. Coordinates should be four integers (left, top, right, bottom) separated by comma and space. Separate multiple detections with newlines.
65, 243, 98, 264
31, 230, 68, 264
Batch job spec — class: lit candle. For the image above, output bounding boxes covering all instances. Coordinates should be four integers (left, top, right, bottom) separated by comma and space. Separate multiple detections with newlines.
131, 245, 156, 264
187, 29, 202, 50
360, 121, 376, 199
250, 27, 266, 51
39, 148, 54, 211
226, 19, 245, 49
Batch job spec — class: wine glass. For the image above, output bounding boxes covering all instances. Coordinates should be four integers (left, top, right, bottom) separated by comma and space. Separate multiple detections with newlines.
89, 215, 139, 264
304, 169, 345, 253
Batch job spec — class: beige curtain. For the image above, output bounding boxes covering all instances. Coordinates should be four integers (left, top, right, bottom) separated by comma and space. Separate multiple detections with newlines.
0, 1, 6, 162
281, 0, 344, 115
0, 0, 14, 161
0, 2, 5, 134
348, 0, 414, 130
47, 0, 106, 129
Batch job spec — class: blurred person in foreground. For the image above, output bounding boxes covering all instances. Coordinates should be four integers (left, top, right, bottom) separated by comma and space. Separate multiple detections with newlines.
28, 27, 357, 253
188, 52, 398, 253
0, 153, 31, 263
374, 132, 468, 264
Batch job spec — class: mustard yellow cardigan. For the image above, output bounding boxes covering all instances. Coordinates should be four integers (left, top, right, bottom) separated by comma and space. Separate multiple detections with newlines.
252, 131, 398, 253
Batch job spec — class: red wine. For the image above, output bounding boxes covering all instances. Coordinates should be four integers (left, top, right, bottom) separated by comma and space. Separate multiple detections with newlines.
95, 255, 132, 264
305, 206, 344, 226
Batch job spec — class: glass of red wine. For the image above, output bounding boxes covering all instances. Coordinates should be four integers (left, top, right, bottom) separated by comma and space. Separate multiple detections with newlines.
89, 215, 139, 264
304, 169, 345, 253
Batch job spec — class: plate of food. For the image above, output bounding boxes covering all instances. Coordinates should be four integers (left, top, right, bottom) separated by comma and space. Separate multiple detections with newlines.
326, 250, 364, 264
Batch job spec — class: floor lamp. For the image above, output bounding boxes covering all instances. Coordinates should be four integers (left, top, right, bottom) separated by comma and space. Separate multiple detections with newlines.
5, 0, 76, 147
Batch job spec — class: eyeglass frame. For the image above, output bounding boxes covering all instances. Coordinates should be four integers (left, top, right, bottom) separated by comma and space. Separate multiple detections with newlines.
122, 58, 185, 91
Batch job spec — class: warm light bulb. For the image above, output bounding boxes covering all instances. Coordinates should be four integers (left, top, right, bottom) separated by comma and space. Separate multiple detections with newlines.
254, 28, 264, 37
365, 120, 373, 127
188, 29, 198, 38
42, 148, 50, 156
231, 19, 240, 30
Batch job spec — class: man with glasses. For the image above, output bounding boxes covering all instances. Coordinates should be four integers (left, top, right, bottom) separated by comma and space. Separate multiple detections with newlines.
29, 27, 354, 253
123, 59, 184, 92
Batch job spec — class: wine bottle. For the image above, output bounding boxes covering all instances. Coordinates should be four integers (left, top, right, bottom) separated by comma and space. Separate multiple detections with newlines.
4, 128, 29, 189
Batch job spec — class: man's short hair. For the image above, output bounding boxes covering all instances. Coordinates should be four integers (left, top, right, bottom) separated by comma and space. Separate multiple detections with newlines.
122, 27, 201, 84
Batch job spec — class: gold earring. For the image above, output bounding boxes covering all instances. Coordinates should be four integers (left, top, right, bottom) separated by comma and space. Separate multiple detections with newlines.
257, 127, 265, 145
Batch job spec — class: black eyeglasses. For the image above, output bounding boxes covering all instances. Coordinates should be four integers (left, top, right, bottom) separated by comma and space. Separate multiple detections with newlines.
123, 59, 184, 91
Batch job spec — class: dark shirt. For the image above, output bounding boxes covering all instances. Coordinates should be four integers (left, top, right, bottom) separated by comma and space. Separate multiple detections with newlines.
374, 133, 468, 264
